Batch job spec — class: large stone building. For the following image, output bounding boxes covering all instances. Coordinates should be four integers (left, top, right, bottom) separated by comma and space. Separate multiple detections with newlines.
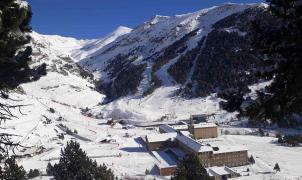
159, 123, 218, 140
145, 132, 248, 168
188, 123, 218, 139
176, 134, 248, 167
144, 123, 248, 176
145, 132, 177, 151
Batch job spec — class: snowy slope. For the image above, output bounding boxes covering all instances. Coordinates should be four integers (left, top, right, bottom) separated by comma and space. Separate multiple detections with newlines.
78, 3, 255, 81
71, 26, 132, 61
71, 3, 263, 122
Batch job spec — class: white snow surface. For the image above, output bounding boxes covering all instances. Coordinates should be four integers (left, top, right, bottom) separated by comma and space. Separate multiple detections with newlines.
71, 26, 132, 61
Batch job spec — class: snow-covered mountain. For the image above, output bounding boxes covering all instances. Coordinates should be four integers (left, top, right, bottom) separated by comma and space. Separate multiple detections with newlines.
71, 26, 132, 61
74, 3, 266, 101
21, 3, 270, 123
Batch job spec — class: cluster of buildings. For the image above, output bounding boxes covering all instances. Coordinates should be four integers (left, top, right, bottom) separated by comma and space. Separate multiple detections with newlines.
143, 117, 248, 179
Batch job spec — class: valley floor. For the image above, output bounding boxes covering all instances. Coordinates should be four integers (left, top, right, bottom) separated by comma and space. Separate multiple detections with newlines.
2, 73, 301, 180
9, 117, 302, 179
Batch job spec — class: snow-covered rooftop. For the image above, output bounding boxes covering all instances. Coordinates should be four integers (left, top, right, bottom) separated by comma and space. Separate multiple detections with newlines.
172, 125, 188, 130
145, 132, 177, 143
191, 122, 217, 128
212, 145, 248, 154
176, 134, 212, 153
153, 151, 178, 168
207, 166, 238, 176
180, 131, 190, 137
168, 147, 186, 160
159, 124, 177, 133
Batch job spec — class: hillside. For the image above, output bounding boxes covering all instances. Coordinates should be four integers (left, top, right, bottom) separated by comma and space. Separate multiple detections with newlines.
69, 3, 270, 122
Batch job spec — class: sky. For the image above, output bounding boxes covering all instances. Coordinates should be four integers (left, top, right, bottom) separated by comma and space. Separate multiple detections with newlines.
27, 0, 263, 39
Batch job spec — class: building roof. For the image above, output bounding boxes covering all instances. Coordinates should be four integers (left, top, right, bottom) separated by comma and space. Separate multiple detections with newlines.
172, 125, 188, 130
176, 134, 212, 153
179, 130, 190, 137
191, 122, 217, 128
191, 114, 207, 118
153, 150, 178, 168
146, 132, 177, 143
207, 166, 238, 176
159, 124, 177, 133
168, 147, 187, 160
212, 145, 248, 154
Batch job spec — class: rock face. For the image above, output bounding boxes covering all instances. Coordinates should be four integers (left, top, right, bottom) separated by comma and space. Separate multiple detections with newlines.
30, 32, 95, 82
72, 4, 270, 102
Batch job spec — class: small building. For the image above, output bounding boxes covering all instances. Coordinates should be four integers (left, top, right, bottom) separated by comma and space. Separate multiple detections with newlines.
190, 114, 208, 123
188, 123, 218, 139
207, 166, 240, 180
144, 133, 177, 151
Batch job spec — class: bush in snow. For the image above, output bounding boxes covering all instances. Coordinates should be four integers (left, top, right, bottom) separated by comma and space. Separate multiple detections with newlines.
273, 163, 280, 172
277, 134, 302, 147
49, 108, 55, 113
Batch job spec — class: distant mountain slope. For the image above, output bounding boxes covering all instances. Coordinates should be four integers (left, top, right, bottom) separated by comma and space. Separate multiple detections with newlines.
71, 26, 132, 61
73, 3, 268, 103
21, 3, 272, 122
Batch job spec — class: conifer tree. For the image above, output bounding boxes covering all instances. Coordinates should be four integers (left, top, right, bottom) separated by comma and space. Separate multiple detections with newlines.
50, 141, 115, 180
248, 155, 255, 164
246, 0, 302, 126
0, 0, 34, 88
171, 155, 210, 180
0, 157, 26, 180
0, 1, 39, 180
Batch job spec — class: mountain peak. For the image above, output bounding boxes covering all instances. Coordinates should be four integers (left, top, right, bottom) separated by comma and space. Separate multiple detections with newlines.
114, 26, 132, 34
150, 15, 170, 25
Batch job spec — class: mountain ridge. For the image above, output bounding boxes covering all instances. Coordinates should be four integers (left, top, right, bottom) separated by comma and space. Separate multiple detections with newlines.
27, 3, 270, 122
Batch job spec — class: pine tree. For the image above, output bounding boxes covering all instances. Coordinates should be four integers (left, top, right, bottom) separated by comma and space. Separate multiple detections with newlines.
259, 128, 265, 137
27, 169, 40, 179
0, 157, 26, 180
51, 141, 115, 180
171, 155, 210, 180
246, 0, 302, 127
248, 155, 255, 164
0, 1, 37, 180
0, 0, 37, 88
46, 162, 54, 176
